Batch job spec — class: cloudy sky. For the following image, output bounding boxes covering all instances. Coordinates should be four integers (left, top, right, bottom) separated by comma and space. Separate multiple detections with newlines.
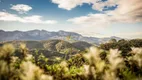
0, 0, 142, 38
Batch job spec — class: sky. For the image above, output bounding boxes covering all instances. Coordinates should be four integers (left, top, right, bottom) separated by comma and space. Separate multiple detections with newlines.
0, 0, 142, 39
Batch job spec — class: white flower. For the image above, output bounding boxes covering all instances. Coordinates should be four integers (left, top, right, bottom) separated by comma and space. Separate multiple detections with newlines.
108, 49, 124, 70
60, 61, 69, 72
131, 47, 142, 67
60, 61, 68, 67
40, 74, 53, 80
55, 57, 61, 61
11, 56, 19, 63
83, 65, 89, 75
25, 54, 33, 61
20, 43, 26, 50
131, 47, 142, 54
20, 61, 43, 80
83, 47, 101, 64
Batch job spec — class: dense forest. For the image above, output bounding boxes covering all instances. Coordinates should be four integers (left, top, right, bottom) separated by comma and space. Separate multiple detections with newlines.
0, 39, 142, 80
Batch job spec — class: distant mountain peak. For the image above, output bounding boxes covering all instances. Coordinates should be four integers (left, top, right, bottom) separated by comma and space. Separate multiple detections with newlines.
58, 30, 65, 32
0, 30, 5, 32
0, 30, 122, 44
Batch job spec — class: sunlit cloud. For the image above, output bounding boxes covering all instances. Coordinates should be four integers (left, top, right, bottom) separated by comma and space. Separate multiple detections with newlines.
68, 0, 142, 26
0, 12, 58, 24
52, 0, 142, 25
10, 4, 32, 14
59, 0, 142, 38
115, 32, 142, 39
67, 13, 110, 27
51, 0, 117, 11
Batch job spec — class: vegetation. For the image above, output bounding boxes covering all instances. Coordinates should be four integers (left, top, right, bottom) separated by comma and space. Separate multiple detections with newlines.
0, 39, 142, 80
100, 39, 142, 56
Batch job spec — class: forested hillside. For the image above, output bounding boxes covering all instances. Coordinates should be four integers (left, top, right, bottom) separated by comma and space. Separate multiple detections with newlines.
0, 39, 142, 80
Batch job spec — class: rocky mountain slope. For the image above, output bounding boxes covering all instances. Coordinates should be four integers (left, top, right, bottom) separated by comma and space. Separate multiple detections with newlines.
0, 30, 122, 44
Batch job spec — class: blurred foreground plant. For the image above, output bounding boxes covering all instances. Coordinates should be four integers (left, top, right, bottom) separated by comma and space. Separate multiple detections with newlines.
0, 43, 142, 80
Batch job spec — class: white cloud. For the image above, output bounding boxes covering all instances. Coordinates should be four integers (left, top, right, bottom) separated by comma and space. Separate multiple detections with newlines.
51, 0, 117, 11
92, 0, 117, 11
11, 4, 32, 14
107, 0, 142, 23
44, 20, 58, 24
0, 12, 57, 24
0, 11, 21, 21
52, 0, 142, 24
64, 0, 142, 37
68, 0, 142, 26
68, 13, 110, 27
115, 32, 142, 39
52, 0, 82, 10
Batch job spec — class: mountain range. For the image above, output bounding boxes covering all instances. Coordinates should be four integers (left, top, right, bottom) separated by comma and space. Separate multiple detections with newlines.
0, 40, 93, 61
0, 30, 122, 44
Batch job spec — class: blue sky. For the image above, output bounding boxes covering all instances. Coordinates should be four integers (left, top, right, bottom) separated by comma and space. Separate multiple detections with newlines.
0, 0, 142, 38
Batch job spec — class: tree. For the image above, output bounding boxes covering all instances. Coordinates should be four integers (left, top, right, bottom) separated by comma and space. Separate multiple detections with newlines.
109, 39, 117, 43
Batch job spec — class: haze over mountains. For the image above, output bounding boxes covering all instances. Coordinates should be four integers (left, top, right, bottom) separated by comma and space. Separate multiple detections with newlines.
0, 30, 122, 44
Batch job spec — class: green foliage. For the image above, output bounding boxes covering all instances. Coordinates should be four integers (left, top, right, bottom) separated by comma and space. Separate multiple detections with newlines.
109, 38, 117, 43
0, 42, 142, 80
68, 54, 88, 67
100, 39, 142, 56
122, 68, 137, 80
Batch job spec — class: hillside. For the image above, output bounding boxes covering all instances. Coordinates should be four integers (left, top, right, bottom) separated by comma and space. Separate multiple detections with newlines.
0, 30, 122, 44
72, 41, 93, 50
0, 39, 93, 54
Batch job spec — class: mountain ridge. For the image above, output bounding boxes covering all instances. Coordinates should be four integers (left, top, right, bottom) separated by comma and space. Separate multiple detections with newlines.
0, 29, 122, 44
